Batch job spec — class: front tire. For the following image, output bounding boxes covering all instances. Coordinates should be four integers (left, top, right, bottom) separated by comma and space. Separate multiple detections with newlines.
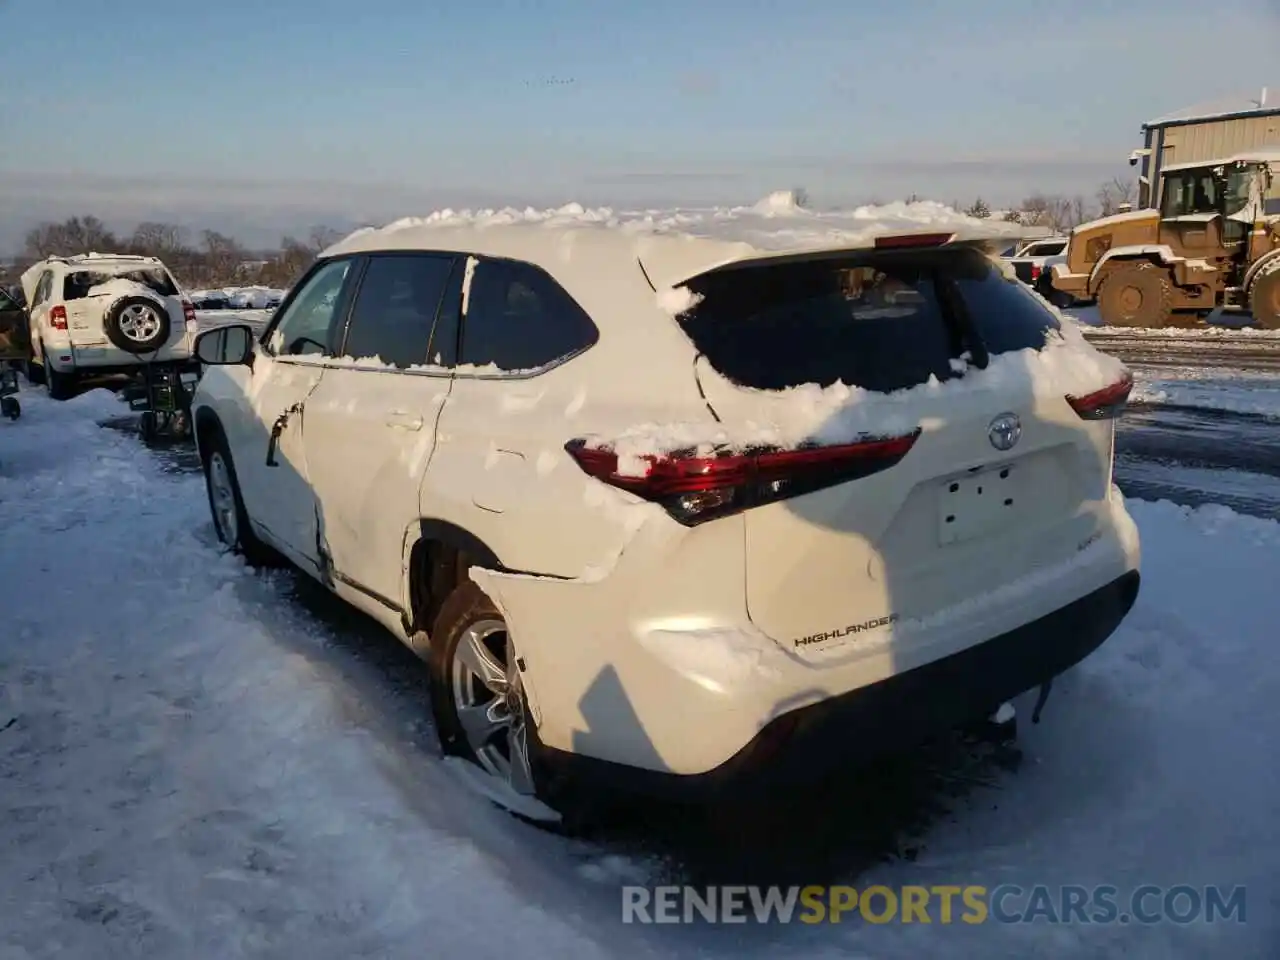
201, 426, 279, 566
1249, 261, 1280, 330
1097, 261, 1174, 328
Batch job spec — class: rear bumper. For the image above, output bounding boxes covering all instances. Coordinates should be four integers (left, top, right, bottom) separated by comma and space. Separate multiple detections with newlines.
537, 570, 1140, 801
47, 331, 196, 373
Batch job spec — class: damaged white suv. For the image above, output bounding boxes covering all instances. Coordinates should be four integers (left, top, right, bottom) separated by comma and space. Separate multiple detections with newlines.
21, 254, 196, 399
189, 221, 1141, 818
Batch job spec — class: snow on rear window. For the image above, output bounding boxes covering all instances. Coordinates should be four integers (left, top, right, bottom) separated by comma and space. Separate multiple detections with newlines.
63, 267, 176, 302
677, 247, 1059, 394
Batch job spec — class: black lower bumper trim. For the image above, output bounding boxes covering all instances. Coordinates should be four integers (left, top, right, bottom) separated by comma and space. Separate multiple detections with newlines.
536, 571, 1140, 801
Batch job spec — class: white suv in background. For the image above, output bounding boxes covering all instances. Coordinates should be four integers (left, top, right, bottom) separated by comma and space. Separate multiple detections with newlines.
20, 254, 197, 399
190, 222, 1141, 819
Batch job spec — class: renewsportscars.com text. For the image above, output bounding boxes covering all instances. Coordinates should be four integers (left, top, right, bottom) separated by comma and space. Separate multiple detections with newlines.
621, 884, 1247, 926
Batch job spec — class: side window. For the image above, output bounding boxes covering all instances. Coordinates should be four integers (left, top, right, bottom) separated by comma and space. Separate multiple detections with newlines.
340, 254, 458, 369
265, 258, 354, 357
459, 259, 598, 372
31, 272, 52, 308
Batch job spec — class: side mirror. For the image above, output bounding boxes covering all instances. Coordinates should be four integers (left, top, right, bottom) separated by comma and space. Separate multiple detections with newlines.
195, 323, 255, 366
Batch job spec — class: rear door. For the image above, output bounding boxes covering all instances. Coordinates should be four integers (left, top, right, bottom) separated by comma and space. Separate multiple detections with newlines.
301, 252, 462, 606
674, 245, 1116, 656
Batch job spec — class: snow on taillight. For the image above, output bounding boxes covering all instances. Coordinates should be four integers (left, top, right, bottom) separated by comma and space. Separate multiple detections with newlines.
1067, 372, 1133, 420
49, 305, 68, 330
565, 432, 921, 526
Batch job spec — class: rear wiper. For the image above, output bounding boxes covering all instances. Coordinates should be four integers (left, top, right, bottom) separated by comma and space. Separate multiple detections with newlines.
936, 278, 990, 370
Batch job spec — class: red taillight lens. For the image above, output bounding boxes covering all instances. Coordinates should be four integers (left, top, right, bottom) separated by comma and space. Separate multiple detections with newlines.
874, 232, 953, 249
182, 299, 197, 326
566, 431, 921, 526
1030, 264, 1042, 281
49, 305, 68, 330
1067, 372, 1133, 420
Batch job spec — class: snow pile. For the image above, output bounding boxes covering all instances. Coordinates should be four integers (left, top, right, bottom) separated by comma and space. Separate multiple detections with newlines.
85, 277, 166, 303
330, 192, 1025, 256
752, 189, 810, 216
654, 285, 703, 316
1086, 322, 1280, 338
584, 325, 1128, 460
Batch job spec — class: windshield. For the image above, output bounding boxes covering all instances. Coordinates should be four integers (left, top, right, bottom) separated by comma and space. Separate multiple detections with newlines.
1223, 165, 1260, 217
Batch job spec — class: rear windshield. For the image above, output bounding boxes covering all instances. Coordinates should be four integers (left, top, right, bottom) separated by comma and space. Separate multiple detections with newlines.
678, 246, 1060, 393
63, 267, 177, 302
1023, 241, 1066, 257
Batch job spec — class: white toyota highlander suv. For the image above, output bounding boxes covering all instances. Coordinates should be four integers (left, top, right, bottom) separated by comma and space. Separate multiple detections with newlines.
190, 221, 1141, 817
20, 253, 197, 398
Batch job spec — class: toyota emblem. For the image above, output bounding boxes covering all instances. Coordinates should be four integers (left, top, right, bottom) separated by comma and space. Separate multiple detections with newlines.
988, 413, 1021, 451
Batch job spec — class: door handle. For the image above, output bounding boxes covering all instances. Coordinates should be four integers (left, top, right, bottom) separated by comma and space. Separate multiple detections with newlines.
385, 411, 423, 431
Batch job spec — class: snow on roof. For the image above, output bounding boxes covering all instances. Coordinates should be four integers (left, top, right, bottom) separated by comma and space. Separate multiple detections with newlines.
323, 191, 1032, 292
1145, 89, 1280, 127
1161, 147, 1280, 173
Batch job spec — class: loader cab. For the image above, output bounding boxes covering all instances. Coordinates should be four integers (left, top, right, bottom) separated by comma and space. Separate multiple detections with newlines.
1158, 160, 1270, 255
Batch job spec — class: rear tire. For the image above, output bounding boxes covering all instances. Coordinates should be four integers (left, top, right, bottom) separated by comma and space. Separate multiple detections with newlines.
42, 344, 76, 400
1097, 261, 1174, 328
1248, 261, 1280, 330
23, 351, 45, 385
200, 425, 279, 566
428, 581, 565, 816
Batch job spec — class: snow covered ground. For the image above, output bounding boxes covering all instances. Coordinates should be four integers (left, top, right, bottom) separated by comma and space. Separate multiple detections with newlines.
1130, 368, 1280, 420
1, 384, 1276, 958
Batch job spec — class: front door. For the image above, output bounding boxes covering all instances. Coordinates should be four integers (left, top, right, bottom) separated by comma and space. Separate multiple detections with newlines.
235, 257, 360, 569
302, 252, 463, 605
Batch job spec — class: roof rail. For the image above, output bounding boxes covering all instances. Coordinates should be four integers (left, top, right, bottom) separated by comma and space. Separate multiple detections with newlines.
46, 252, 158, 263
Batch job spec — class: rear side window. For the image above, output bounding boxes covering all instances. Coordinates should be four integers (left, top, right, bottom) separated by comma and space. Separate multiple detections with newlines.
955, 262, 1060, 354
32, 272, 53, 307
460, 259, 598, 372
63, 267, 177, 301
341, 254, 458, 369
679, 247, 1059, 394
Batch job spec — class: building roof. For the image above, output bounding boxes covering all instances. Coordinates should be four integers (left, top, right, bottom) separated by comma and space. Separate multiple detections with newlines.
1144, 89, 1280, 128
1161, 146, 1280, 173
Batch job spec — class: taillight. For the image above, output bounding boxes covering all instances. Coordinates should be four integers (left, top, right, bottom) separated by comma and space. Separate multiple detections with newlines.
182, 298, 197, 328
49, 305, 68, 330
1030, 264, 1042, 281
874, 232, 953, 249
565, 431, 921, 526
1067, 373, 1133, 420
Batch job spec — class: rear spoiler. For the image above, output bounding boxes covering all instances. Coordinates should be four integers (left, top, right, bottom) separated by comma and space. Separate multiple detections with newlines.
661, 229, 1031, 286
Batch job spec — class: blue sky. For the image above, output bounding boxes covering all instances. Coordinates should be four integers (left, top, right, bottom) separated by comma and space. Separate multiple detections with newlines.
1, 0, 1278, 250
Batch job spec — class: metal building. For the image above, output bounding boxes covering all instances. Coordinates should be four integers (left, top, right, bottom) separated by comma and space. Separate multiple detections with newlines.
1135, 88, 1280, 211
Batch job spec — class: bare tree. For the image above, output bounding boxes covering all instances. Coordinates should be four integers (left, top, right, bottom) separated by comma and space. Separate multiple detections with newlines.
130, 222, 189, 257
964, 197, 991, 219
1096, 177, 1138, 217
201, 230, 247, 287
307, 225, 345, 252
23, 216, 119, 259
